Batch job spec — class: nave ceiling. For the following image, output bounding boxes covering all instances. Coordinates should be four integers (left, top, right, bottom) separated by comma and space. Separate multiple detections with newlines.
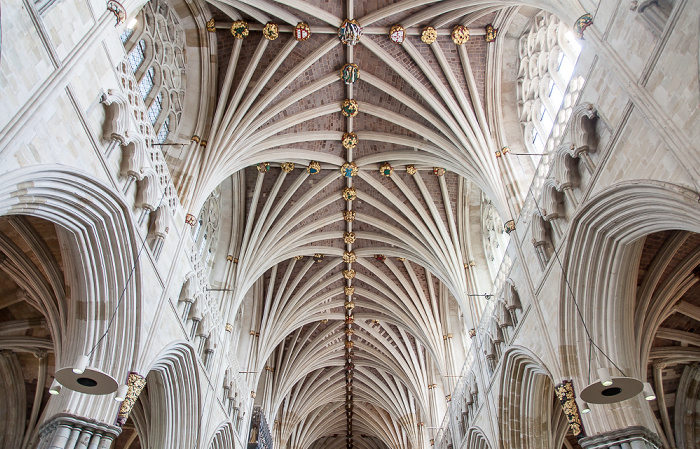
165, 1, 527, 448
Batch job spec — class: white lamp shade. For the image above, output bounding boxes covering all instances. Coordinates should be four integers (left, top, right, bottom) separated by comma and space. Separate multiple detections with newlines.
73, 355, 89, 374
643, 382, 656, 401
576, 398, 590, 414
115, 384, 129, 402
49, 379, 61, 395
597, 368, 613, 387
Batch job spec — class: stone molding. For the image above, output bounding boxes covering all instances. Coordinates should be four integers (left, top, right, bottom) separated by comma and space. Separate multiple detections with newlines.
578, 426, 662, 449
38, 413, 121, 449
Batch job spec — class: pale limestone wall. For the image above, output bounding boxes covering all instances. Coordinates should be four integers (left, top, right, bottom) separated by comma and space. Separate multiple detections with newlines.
0, 0, 54, 131
0, 0, 245, 445
456, 1, 700, 447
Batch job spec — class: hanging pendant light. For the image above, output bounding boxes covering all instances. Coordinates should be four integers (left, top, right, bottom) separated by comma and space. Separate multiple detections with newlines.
643, 382, 656, 401
55, 355, 118, 395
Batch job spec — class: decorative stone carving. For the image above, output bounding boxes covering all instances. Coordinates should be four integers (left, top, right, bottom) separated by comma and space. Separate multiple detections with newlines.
390, 25, 405, 44
433, 167, 446, 176
339, 19, 363, 45
257, 163, 270, 173
406, 165, 417, 175
573, 13, 593, 39
294, 22, 311, 41
342, 132, 358, 149
554, 380, 586, 440
531, 211, 550, 269
343, 251, 357, 263
263, 22, 279, 40
136, 171, 159, 211
569, 103, 599, 170
281, 162, 295, 172
485, 24, 498, 42
341, 162, 359, 177
379, 162, 393, 177
307, 161, 321, 174
341, 63, 360, 84
451, 25, 469, 45
116, 372, 147, 427
343, 210, 356, 222
342, 187, 357, 201
101, 89, 131, 144
421, 26, 437, 44
343, 269, 356, 279
343, 232, 356, 244
206, 18, 215, 32
230, 21, 249, 39
120, 137, 147, 181
341, 99, 359, 117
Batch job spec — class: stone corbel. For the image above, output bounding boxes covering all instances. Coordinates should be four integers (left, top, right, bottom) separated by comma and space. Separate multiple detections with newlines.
135, 170, 160, 224
503, 280, 522, 312
531, 211, 550, 269
101, 89, 132, 154
496, 299, 512, 328
553, 144, 580, 207
178, 273, 197, 320
152, 204, 170, 258
120, 137, 147, 194
569, 103, 598, 173
541, 180, 564, 237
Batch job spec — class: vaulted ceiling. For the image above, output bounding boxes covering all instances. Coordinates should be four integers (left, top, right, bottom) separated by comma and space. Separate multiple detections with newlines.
186, 1, 521, 448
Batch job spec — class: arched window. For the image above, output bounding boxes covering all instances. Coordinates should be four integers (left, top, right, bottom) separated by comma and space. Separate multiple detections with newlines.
517, 12, 583, 155
138, 67, 155, 100
481, 198, 509, 280
192, 188, 221, 270
127, 40, 146, 73
120, 0, 186, 144
148, 93, 163, 124
157, 115, 170, 143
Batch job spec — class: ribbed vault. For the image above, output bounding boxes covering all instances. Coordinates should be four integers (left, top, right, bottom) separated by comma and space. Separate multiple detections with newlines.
175, 1, 568, 448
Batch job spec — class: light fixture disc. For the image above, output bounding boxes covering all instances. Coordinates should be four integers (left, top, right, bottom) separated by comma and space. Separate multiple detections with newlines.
55, 367, 118, 395
580, 376, 643, 404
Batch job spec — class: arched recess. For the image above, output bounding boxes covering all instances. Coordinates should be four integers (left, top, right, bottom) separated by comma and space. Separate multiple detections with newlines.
207, 420, 236, 449
0, 215, 64, 448
0, 165, 142, 424
465, 427, 491, 449
621, 229, 700, 449
560, 180, 700, 435
498, 347, 568, 449
118, 342, 203, 449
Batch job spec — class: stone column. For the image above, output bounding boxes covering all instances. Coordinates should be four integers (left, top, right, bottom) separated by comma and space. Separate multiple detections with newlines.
578, 426, 662, 449
37, 414, 120, 449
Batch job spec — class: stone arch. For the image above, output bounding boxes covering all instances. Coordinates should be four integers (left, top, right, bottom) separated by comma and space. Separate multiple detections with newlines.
136, 342, 203, 449
498, 346, 567, 449
560, 180, 700, 434
0, 165, 142, 424
208, 421, 236, 449
465, 427, 491, 449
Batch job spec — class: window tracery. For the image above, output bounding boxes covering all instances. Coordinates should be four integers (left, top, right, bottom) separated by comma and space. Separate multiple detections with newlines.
481, 198, 508, 280
193, 188, 221, 271
121, 0, 186, 144
518, 12, 583, 156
